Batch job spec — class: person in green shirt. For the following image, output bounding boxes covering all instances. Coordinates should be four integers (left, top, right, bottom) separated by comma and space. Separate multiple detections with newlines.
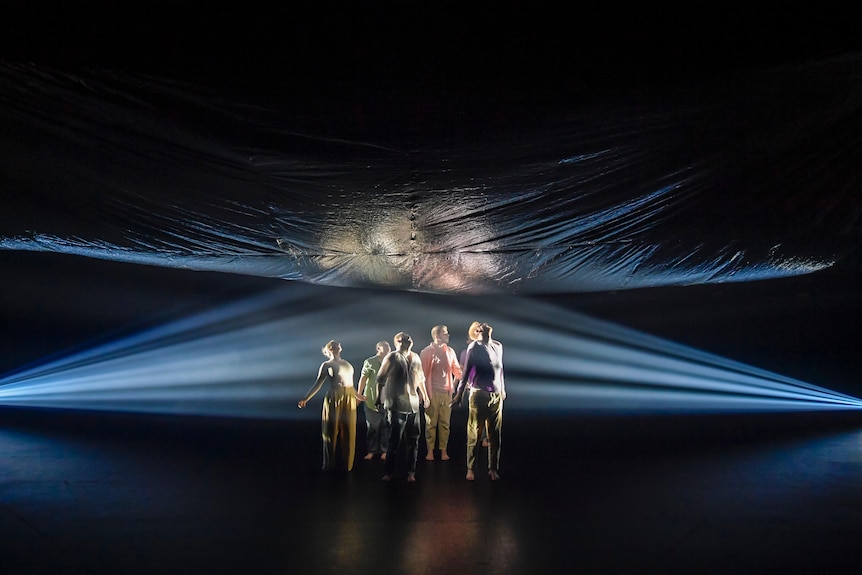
357, 340, 391, 460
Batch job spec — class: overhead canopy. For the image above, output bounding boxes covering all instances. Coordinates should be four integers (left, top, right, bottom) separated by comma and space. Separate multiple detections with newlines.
2, 4, 861, 295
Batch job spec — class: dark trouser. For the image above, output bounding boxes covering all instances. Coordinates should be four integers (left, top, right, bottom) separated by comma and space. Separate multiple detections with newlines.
365, 405, 389, 454
384, 410, 420, 476
467, 389, 503, 471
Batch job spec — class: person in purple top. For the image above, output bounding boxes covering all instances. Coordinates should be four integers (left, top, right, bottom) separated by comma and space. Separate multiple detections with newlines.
452, 322, 506, 481
460, 322, 489, 448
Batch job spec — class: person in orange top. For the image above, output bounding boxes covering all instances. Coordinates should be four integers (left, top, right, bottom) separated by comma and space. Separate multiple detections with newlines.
419, 325, 462, 461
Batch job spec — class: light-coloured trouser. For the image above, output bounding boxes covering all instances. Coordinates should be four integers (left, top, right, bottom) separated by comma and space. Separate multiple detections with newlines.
466, 389, 503, 472
424, 391, 452, 451
364, 404, 389, 454
321, 387, 357, 471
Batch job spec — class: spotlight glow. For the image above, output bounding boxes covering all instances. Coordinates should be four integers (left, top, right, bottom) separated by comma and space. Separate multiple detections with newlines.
0, 285, 859, 417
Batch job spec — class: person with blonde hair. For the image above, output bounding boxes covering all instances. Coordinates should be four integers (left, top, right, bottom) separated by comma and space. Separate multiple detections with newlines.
460, 322, 489, 448
298, 340, 358, 472
453, 323, 506, 481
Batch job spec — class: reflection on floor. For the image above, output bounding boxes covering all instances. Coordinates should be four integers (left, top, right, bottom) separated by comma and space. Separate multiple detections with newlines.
1, 407, 861, 575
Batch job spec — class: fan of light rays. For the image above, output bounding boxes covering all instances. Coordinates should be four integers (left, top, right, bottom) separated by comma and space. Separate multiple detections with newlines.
1, 285, 859, 417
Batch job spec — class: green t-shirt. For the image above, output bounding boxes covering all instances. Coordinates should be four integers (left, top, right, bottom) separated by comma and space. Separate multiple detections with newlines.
361, 355, 382, 411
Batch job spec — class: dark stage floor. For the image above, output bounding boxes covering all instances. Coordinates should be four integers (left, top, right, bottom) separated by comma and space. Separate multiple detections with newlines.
2, 407, 861, 575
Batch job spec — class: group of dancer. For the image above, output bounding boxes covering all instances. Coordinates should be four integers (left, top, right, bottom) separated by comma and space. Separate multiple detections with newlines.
298, 322, 505, 482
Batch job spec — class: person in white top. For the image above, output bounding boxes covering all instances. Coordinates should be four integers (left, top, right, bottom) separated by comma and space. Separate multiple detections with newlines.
376, 332, 430, 482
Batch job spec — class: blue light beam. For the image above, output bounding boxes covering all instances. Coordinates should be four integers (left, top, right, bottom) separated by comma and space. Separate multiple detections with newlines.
0, 285, 859, 417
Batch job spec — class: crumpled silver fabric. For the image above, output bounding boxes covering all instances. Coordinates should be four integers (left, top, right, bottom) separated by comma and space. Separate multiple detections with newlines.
2, 54, 861, 294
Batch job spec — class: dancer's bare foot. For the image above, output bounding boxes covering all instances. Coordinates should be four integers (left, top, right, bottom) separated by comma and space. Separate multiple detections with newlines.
406, 473, 416, 483
466, 469, 475, 481
489, 470, 501, 481
440, 450, 450, 461
482, 438, 490, 447
425, 452, 435, 461
363, 453, 374, 460
381, 452, 387, 461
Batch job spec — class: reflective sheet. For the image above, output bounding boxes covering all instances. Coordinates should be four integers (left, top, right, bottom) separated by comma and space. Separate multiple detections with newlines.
2, 54, 861, 294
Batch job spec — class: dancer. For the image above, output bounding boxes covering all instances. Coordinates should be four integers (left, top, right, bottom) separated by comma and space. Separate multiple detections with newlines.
453, 323, 505, 481
377, 332, 429, 482
460, 321, 489, 448
420, 325, 461, 461
298, 340, 358, 472
357, 340, 391, 460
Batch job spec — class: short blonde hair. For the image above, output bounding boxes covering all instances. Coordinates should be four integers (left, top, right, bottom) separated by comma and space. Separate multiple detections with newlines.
322, 340, 338, 358
467, 321, 482, 342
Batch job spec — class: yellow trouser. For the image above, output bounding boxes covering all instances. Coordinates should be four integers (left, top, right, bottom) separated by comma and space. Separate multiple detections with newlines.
321, 387, 357, 471
466, 389, 503, 471
424, 391, 453, 450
